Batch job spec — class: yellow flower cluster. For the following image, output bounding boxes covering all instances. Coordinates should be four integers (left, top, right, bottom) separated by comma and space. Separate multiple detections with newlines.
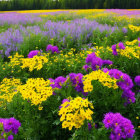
125, 39, 138, 46
128, 25, 140, 32
117, 46, 140, 59
59, 97, 94, 130
8, 52, 24, 68
21, 55, 48, 72
0, 78, 21, 102
83, 70, 118, 92
17, 78, 53, 109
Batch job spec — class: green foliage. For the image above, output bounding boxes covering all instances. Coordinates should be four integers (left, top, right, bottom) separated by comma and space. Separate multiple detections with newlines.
0, 0, 140, 10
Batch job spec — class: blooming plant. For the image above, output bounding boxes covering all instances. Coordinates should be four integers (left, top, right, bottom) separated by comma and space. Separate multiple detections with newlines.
59, 97, 94, 130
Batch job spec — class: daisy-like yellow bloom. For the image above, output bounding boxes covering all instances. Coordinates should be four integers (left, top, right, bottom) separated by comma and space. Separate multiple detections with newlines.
128, 24, 140, 32
21, 55, 48, 72
83, 69, 118, 92
0, 78, 21, 103
8, 52, 24, 68
59, 97, 94, 131
17, 78, 53, 108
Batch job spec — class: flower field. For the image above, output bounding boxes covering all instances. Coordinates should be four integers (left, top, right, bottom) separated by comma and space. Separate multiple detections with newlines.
0, 9, 140, 140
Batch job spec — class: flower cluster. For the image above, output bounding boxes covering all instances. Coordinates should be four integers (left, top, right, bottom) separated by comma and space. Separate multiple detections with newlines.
0, 78, 21, 103
58, 97, 94, 130
0, 117, 21, 140
85, 52, 113, 71
46, 44, 59, 54
119, 46, 140, 59
49, 76, 67, 89
103, 112, 135, 140
27, 50, 40, 58
134, 75, 140, 86
112, 42, 125, 56
83, 69, 118, 92
128, 24, 140, 32
69, 73, 88, 96
21, 55, 48, 72
103, 68, 135, 105
8, 52, 24, 68
17, 78, 53, 109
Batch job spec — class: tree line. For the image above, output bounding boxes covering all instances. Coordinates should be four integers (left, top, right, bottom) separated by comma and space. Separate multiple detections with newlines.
0, 0, 140, 11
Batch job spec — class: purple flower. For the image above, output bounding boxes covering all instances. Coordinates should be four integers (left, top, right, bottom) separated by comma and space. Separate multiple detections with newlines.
0, 118, 21, 135
103, 112, 135, 140
69, 73, 88, 96
134, 75, 140, 86
104, 69, 135, 105
85, 52, 96, 64
118, 42, 125, 50
83, 64, 90, 72
8, 135, 14, 140
102, 60, 113, 65
54, 76, 67, 89
28, 50, 40, 58
122, 89, 136, 105
122, 28, 128, 34
46, 44, 59, 54
112, 44, 118, 56
91, 57, 103, 71
49, 76, 66, 89
88, 123, 92, 130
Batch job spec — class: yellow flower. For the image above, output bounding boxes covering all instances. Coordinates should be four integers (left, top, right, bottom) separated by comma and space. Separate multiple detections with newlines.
17, 78, 53, 109
59, 97, 94, 130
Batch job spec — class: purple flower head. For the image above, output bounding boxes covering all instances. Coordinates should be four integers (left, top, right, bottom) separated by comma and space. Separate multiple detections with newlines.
134, 75, 140, 86
49, 76, 66, 89
46, 44, 59, 54
103, 60, 113, 65
91, 57, 103, 71
8, 135, 14, 140
112, 44, 118, 55
0, 118, 21, 135
122, 28, 128, 34
117, 74, 134, 90
122, 89, 136, 105
138, 37, 140, 41
83, 64, 90, 72
85, 52, 96, 64
28, 50, 40, 58
118, 42, 125, 50
104, 69, 135, 105
103, 112, 135, 140
88, 123, 92, 131
54, 76, 67, 89
69, 73, 86, 95
112, 44, 117, 51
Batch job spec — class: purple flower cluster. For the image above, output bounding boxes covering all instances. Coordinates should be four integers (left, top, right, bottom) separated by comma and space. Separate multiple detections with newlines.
103, 112, 135, 140
0, 117, 21, 140
46, 44, 59, 54
138, 37, 140, 47
85, 52, 113, 71
112, 42, 125, 56
28, 50, 40, 58
134, 75, 140, 86
69, 73, 88, 96
43, 19, 118, 45
49, 76, 67, 89
103, 68, 135, 105
0, 13, 42, 26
